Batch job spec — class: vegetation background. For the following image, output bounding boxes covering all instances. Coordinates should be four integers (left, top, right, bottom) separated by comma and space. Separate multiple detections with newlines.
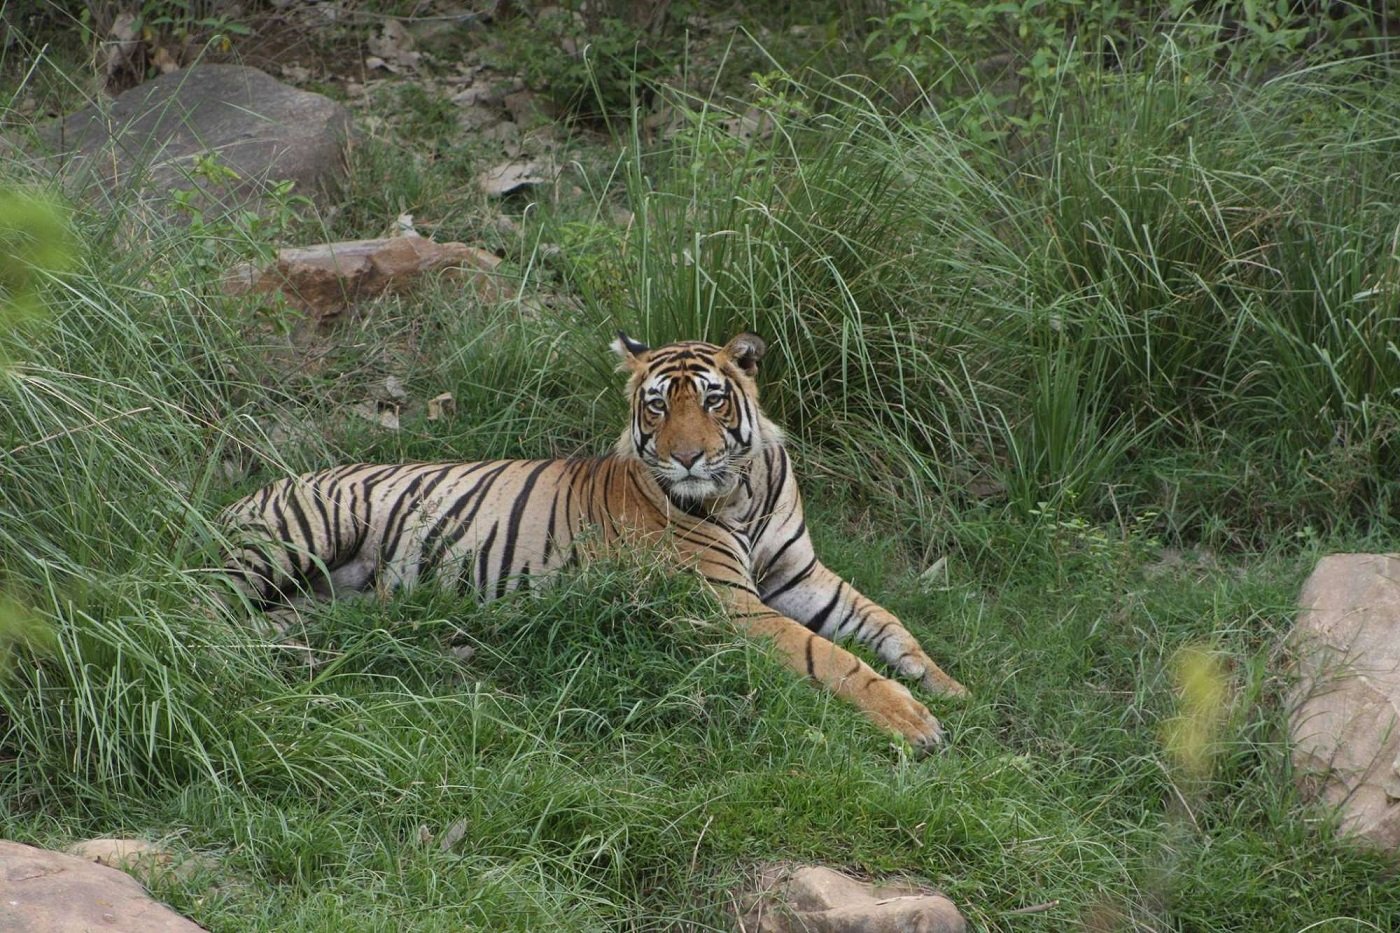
2, 0, 1399, 929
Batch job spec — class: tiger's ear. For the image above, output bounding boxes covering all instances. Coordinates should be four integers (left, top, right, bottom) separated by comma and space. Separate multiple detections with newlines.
722, 332, 766, 377
611, 331, 650, 371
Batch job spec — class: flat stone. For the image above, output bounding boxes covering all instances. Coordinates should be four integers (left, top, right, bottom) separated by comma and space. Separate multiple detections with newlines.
40, 64, 351, 219
0, 839, 204, 932
738, 862, 966, 933
64, 837, 209, 884
225, 235, 509, 320
1290, 553, 1400, 849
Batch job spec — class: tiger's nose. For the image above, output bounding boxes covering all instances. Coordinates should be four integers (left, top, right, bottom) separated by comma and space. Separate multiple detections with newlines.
671, 449, 703, 469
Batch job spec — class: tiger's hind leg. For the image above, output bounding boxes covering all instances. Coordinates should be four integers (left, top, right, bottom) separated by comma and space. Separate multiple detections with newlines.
219, 468, 377, 608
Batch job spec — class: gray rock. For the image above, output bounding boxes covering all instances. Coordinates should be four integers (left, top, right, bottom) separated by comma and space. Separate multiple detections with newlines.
40, 64, 350, 218
738, 862, 966, 933
0, 839, 204, 932
1290, 553, 1400, 850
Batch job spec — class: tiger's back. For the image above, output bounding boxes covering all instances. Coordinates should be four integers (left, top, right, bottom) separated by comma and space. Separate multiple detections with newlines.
222, 455, 664, 607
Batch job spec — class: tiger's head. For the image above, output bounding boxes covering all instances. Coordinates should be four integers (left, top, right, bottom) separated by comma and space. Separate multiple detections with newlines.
612, 331, 776, 504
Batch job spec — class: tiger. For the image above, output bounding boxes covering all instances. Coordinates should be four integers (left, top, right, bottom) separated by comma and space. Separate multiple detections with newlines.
220, 332, 968, 750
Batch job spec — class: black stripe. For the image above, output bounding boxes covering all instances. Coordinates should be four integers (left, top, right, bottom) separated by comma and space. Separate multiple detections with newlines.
759, 521, 806, 580
381, 464, 462, 572
752, 447, 787, 533
282, 488, 318, 574
834, 603, 862, 637
805, 583, 844, 633
328, 477, 346, 560
495, 460, 555, 598
268, 487, 293, 545
699, 554, 750, 582
700, 574, 759, 597
762, 556, 817, 602
375, 470, 433, 561
475, 521, 499, 592
626, 467, 665, 514
345, 478, 370, 555
560, 461, 584, 543
599, 459, 620, 533
542, 485, 561, 567
352, 463, 407, 489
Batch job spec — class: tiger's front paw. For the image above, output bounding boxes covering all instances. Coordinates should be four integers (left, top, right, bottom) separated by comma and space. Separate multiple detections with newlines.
865, 677, 945, 752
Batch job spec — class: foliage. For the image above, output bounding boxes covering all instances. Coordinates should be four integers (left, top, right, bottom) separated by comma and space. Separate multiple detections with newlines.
500, 5, 673, 123
96, 0, 251, 45
0, 186, 76, 326
2, 4, 1400, 931
543, 45, 1400, 545
167, 153, 312, 277
866, 0, 1392, 141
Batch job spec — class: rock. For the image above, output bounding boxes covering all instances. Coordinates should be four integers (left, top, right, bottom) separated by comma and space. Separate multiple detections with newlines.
41, 65, 351, 218
225, 236, 510, 321
63, 838, 202, 885
437, 819, 469, 852
350, 400, 401, 431
427, 392, 456, 421
64, 837, 215, 886
0, 839, 204, 932
737, 862, 966, 933
503, 89, 558, 125
366, 19, 422, 73
478, 157, 558, 197
1290, 553, 1400, 850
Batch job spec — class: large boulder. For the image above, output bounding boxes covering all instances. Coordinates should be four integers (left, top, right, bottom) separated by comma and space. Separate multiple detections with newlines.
737, 862, 966, 933
1290, 553, 1400, 849
41, 64, 350, 218
0, 839, 204, 931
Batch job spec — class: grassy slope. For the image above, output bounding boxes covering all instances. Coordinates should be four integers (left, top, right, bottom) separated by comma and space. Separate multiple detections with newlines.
3, 10, 1400, 933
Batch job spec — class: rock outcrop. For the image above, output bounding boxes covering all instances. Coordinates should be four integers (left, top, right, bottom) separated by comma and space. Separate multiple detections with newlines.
737, 862, 966, 933
0, 839, 203, 932
1290, 553, 1400, 849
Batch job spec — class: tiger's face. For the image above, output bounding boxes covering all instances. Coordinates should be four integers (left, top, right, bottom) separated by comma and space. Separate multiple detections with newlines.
613, 332, 768, 504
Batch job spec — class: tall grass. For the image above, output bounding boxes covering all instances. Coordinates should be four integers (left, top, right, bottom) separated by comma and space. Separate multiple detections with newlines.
2, 16, 1400, 932
545, 43, 1400, 546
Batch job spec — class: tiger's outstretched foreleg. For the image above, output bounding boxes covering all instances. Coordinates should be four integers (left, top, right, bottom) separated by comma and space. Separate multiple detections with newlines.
721, 587, 946, 751
762, 560, 968, 699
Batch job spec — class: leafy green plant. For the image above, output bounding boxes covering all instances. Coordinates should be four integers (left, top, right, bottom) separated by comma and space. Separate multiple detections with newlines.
866, 0, 1393, 141
503, 6, 669, 123
168, 153, 311, 277
867, 0, 1136, 138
